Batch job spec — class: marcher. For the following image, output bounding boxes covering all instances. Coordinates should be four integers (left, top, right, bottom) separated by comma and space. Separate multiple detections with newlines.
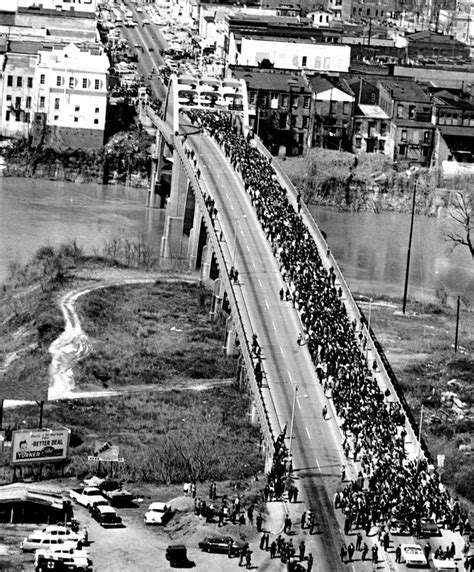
395, 544, 401, 563
347, 542, 355, 562
361, 543, 369, 561
340, 544, 347, 562
322, 405, 327, 419
299, 540, 305, 561
307, 552, 314, 572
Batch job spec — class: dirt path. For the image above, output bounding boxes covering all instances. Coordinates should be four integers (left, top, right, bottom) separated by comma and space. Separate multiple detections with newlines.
47, 269, 200, 401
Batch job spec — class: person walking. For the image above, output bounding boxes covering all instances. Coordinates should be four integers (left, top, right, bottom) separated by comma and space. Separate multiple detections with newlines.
340, 544, 347, 562
348, 542, 355, 562
299, 539, 306, 561
361, 543, 369, 561
356, 532, 363, 551
307, 552, 314, 572
322, 405, 327, 419
284, 515, 292, 534
395, 544, 402, 563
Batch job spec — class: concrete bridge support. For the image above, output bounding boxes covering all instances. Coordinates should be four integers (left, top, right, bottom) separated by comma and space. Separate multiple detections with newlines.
187, 206, 203, 271
160, 152, 190, 266
148, 131, 168, 209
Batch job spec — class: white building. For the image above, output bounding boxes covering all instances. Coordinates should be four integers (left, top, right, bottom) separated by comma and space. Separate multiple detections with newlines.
230, 36, 351, 73
0, 43, 109, 148
17, 0, 97, 13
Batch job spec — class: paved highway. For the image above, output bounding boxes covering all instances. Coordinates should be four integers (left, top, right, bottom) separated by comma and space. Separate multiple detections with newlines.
185, 127, 350, 571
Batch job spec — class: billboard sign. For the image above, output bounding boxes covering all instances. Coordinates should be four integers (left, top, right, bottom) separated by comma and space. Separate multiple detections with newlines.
11, 428, 70, 465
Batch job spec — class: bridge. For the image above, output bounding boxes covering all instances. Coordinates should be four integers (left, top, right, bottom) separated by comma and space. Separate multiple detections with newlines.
144, 75, 435, 571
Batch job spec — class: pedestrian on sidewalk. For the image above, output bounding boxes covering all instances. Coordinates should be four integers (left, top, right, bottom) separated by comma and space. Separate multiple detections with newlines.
301, 511, 306, 529
279, 287, 284, 301
322, 405, 327, 419
361, 543, 369, 561
264, 532, 270, 551
395, 544, 401, 563
340, 465, 346, 481
270, 541, 276, 559
260, 534, 266, 551
256, 513, 263, 532
307, 552, 314, 572
299, 539, 306, 561
340, 544, 347, 562
356, 532, 362, 551
348, 542, 355, 562
284, 515, 292, 534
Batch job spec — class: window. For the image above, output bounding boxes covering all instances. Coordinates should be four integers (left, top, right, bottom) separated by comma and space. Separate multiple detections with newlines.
330, 101, 337, 114
7, 75, 13, 87
324, 57, 330, 69
74, 117, 79, 122
26, 96, 32, 108
368, 122, 376, 137
409, 105, 416, 119
94, 118, 99, 124
40, 96, 45, 108
378, 140, 385, 152
401, 130, 407, 142
28, 77, 33, 88
398, 144, 407, 157
249, 91, 257, 105
54, 98, 60, 110
83, 78, 88, 88
282, 95, 289, 107
15, 97, 21, 108
380, 123, 387, 136
343, 102, 350, 114
355, 137, 362, 148
54, 115, 59, 121
5, 110, 10, 121
302, 56, 307, 67
94, 79, 100, 90
17, 77, 23, 88
95, 107, 99, 113
40, 74, 45, 85
279, 112, 287, 128
355, 121, 361, 134
315, 56, 321, 68
397, 104, 403, 118
302, 115, 309, 128
25, 112, 30, 123
75, 106, 80, 112
69, 77, 75, 88
370, 92, 376, 104
303, 96, 310, 109
424, 131, 430, 142
15, 111, 21, 122
56, 76, 62, 87
6, 95, 11, 102
292, 55, 298, 66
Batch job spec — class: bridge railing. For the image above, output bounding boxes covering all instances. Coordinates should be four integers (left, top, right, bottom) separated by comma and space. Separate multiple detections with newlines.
255, 139, 428, 463
172, 134, 280, 461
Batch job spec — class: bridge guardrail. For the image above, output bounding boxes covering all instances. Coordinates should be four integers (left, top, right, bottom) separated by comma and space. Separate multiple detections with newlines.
256, 140, 428, 463
172, 134, 280, 458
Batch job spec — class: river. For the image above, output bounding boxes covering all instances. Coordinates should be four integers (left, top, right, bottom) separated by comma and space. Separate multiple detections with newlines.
0, 178, 472, 305
0, 177, 164, 284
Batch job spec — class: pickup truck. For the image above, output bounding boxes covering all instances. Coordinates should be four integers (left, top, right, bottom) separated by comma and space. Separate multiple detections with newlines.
69, 487, 107, 509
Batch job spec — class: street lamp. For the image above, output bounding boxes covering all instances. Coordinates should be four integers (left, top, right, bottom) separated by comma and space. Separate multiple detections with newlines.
402, 178, 417, 314
231, 215, 247, 264
288, 385, 298, 462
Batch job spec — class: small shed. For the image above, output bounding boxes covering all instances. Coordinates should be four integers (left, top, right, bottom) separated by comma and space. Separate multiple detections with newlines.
0, 483, 71, 524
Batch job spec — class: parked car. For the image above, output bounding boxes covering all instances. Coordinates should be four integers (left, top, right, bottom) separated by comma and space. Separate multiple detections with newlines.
21, 535, 78, 553
34, 548, 91, 569
35, 551, 93, 572
400, 543, 427, 567
165, 544, 193, 568
93, 505, 123, 528
432, 557, 458, 571
98, 480, 134, 507
198, 536, 246, 555
69, 486, 107, 509
388, 518, 411, 535
144, 502, 171, 525
419, 518, 441, 537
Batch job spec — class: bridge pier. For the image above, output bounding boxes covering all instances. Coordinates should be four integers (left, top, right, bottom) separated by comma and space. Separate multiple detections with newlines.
160, 152, 189, 267
187, 207, 203, 271
148, 131, 168, 209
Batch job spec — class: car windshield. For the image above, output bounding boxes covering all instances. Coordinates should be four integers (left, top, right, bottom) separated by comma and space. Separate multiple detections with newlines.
406, 547, 422, 554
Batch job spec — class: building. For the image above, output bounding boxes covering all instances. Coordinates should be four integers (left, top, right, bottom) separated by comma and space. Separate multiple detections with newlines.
405, 30, 470, 61
352, 104, 391, 154
309, 75, 355, 150
232, 67, 312, 156
377, 78, 434, 165
430, 88, 474, 175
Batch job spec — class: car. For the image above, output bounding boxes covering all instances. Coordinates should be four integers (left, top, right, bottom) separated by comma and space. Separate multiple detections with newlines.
198, 536, 246, 555
388, 518, 411, 535
165, 544, 192, 568
34, 547, 91, 569
144, 502, 171, 525
21, 535, 78, 553
419, 518, 441, 537
401, 543, 427, 567
149, 46, 154, 51
93, 505, 123, 528
432, 557, 458, 571
97, 479, 134, 507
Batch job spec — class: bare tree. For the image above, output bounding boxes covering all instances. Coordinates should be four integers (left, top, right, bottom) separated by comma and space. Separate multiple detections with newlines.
443, 191, 474, 259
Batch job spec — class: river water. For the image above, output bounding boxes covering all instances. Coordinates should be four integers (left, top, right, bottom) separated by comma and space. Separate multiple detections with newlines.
0, 177, 164, 284
0, 177, 472, 305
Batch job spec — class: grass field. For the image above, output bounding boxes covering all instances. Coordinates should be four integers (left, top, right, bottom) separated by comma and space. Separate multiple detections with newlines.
365, 295, 474, 506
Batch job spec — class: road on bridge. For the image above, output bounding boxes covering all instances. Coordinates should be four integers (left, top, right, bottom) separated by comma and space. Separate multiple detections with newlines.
185, 126, 355, 571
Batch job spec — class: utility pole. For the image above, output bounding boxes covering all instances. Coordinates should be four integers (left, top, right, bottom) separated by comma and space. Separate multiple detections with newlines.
402, 181, 417, 314
454, 295, 461, 352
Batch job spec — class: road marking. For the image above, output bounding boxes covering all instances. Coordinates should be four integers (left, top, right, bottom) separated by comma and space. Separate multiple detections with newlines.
265, 299, 269, 310
246, 245, 250, 252
306, 427, 311, 439
258, 279, 263, 288
272, 321, 276, 331
280, 346, 284, 355
287, 371, 293, 383
252, 260, 257, 269
316, 459, 321, 472
297, 398, 301, 410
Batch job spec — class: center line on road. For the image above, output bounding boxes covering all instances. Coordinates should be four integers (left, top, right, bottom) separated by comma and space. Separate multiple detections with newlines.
297, 398, 301, 410
246, 245, 250, 252
280, 346, 284, 356
287, 371, 293, 383
316, 459, 321, 472
265, 299, 269, 310
305, 427, 311, 439
272, 321, 276, 331
252, 260, 257, 269
258, 279, 263, 288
